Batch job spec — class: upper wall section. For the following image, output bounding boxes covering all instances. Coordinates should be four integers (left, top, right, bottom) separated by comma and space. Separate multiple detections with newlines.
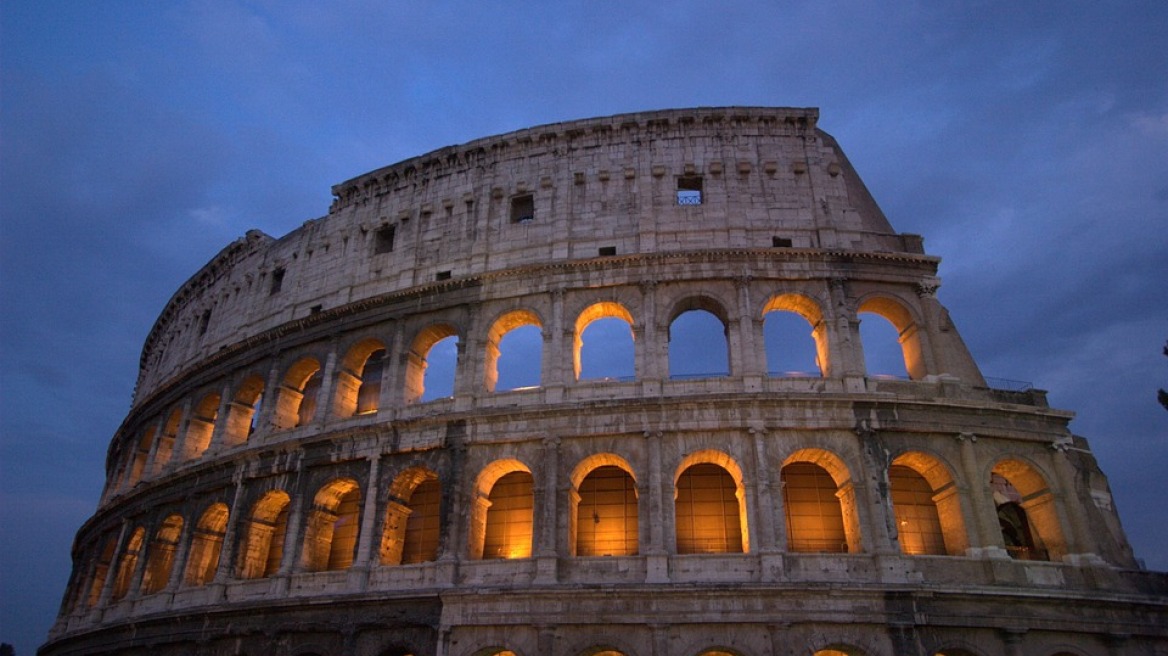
134, 107, 922, 404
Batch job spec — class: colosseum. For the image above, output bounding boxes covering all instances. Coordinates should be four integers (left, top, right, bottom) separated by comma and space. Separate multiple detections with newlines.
42, 107, 1167, 656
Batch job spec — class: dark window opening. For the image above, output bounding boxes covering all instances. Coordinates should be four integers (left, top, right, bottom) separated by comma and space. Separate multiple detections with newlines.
310, 305, 323, 315
270, 268, 285, 295
598, 246, 617, 257
510, 194, 535, 223
374, 225, 396, 254
677, 176, 702, 205
198, 310, 211, 336
773, 236, 793, 248
435, 270, 452, 281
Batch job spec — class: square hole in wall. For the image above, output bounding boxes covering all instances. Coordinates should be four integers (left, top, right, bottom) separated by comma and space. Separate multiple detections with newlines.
270, 268, 285, 295
510, 194, 535, 223
677, 176, 702, 205
598, 246, 617, 256
435, 270, 452, 281
773, 236, 793, 248
374, 225, 396, 254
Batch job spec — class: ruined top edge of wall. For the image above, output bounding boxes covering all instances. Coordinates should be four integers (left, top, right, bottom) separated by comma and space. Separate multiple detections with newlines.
328, 106, 821, 211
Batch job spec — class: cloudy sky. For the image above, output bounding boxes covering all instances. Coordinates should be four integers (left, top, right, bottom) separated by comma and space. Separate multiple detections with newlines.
1, 1, 1166, 652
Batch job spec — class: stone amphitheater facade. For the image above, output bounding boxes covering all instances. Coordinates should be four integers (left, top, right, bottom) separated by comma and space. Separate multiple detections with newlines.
42, 107, 1167, 656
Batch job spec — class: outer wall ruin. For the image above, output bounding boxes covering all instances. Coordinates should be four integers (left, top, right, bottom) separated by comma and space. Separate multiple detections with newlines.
42, 107, 1167, 656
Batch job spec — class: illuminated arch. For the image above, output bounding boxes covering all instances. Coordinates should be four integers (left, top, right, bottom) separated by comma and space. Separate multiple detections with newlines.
381, 467, 442, 566
890, 451, 968, 556
573, 301, 636, 381
111, 527, 145, 601
238, 490, 291, 579
141, 514, 184, 594
183, 502, 229, 586
991, 458, 1067, 561
673, 450, 747, 554
569, 455, 639, 557
404, 322, 460, 403
781, 448, 861, 553
668, 296, 731, 379
182, 392, 222, 460
273, 357, 322, 429
484, 309, 543, 392
221, 374, 265, 447
335, 338, 388, 417
302, 478, 362, 572
857, 294, 926, 380
761, 292, 828, 377
150, 408, 183, 474
468, 459, 534, 560
124, 427, 155, 487
85, 536, 117, 607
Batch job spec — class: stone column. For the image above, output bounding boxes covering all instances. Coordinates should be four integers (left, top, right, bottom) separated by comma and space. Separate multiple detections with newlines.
749, 427, 778, 552
206, 381, 235, 453
535, 436, 560, 583
1050, 440, 1098, 562
350, 455, 382, 587
735, 275, 763, 379
828, 277, 865, 391
141, 417, 166, 483
95, 521, 130, 610
644, 431, 669, 583
314, 343, 339, 427
544, 288, 567, 398
955, 433, 1005, 557
163, 397, 195, 473
379, 322, 403, 414
638, 280, 662, 387
211, 467, 248, 592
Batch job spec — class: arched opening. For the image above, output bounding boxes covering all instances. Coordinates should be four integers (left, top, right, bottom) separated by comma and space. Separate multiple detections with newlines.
381, 468, 442, 566
990, 460, 1066, 561
141, 515, 184, 594
672, 455, 742, 550
335, 339, 388, 417
485, 310, 543, 392
890, 452, 967, 556
125, 427, 155, 487
183, 393, 222, 460
184, 503, 229, 586
483, 471, 535, 559
302, 478, 362, 572
762, 293, 828, 377
151, 408, 183, 474
575, 465, 638, 556
111, 527, 145, 601
578, 650, 628, 656
238, 490, 290, 579
574, 302, 636, 381
273, 358, 322, 429
781, 451, 858, 553
222, 375, 265, 447
814, 650, 856, 656
668, 300, 730, 379
889, 465, 946, 555
857, 296, 925, 380
404, 323, 459, 403
86, 537, 117, 607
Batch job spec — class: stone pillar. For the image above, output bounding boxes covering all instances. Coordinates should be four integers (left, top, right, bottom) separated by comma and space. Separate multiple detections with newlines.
163, 397, 195, 473
956, 433, 1006, 557
206, 381, 234, 453
379, 322, 403, 414
749, 427, 779, 552
537, 624, 557, 656
379, 501, 412, 566
277, 476, 307, 580
1001, 628, 1027, 656
535, 436, 560, 583
735, 275, 763, 379
828, 277, 865, 391
95, 522, 130, 609
1050, 441, 1098, 562
163, 522, 193, 594
256, 361, 284, 434
141, 417, 166, 483
545, 288, 567, 393
350, 455, 382, 582
314, 344, 339, 427
439, 444, 467, 562
644, 431, 669, 583
210, 468, 248, 592
638, 280, 662, 386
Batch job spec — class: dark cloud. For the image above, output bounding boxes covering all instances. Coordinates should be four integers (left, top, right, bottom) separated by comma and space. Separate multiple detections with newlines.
2, 2, 1166, 653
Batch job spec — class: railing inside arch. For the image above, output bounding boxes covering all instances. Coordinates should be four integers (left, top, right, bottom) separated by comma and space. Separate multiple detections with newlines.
984, 377, 1035, 392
